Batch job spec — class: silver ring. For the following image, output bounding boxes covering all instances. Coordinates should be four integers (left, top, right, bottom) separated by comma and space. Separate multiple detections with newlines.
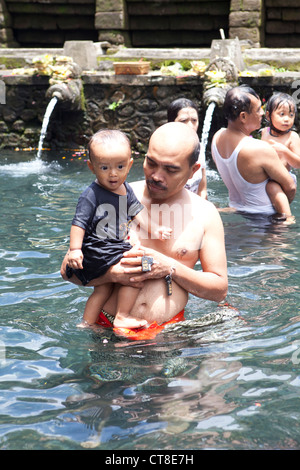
141, 256, 154, 272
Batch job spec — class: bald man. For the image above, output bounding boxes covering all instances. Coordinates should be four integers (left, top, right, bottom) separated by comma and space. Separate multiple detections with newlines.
61, 122, 228, 338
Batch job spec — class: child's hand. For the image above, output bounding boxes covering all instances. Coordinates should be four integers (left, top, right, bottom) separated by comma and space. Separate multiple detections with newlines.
68, 249, 83, 269
269, 139, 288, 158
154, 226, 173, 240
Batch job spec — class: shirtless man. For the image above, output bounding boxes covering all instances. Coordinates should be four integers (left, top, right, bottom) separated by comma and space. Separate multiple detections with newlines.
212, 85, 296, 218
61, 122, 228, 335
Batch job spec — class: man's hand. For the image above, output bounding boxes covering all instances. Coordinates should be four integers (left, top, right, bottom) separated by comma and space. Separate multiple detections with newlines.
121, 246, 173, 282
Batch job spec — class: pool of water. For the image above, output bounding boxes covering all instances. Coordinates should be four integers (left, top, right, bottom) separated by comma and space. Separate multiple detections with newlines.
0, 149, 300, 450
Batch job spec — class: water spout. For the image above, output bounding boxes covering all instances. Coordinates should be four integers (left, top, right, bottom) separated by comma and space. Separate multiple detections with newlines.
203, 86, 228, 108
37, 76, 83, 158
37, 96, 58, 159
46, 79, 83, 111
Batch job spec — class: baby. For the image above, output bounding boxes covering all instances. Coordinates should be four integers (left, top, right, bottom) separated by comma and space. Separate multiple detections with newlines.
66, 129, 171, 330
261, 92, 300, 221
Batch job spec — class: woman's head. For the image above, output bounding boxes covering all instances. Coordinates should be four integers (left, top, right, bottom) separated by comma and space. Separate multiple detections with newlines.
167, 98, 199, 132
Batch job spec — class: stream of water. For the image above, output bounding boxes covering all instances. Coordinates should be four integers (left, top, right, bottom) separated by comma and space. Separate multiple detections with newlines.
199, 101, 216, 165
37, 97, 58, 160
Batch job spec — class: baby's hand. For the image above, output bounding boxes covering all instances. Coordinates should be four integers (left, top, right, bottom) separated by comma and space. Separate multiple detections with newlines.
155, 226, 172, 240
68, 249, 83, 269
269, 139, 287, 156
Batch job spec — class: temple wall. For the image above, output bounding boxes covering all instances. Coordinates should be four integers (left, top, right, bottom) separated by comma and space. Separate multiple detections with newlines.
0, 71, 299, 152
1, 0, 300, 49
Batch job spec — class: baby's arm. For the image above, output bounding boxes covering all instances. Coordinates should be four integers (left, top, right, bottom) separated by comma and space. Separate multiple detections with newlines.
68, 225, 85, 269
133, 208, 172, 240
269, 132, 300, 168
154, 226, 173, 240
288, 132, 300, 168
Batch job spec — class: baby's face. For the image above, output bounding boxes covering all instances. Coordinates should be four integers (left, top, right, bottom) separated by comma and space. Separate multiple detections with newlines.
88, 142, 133, 193
270, 102, 295, 133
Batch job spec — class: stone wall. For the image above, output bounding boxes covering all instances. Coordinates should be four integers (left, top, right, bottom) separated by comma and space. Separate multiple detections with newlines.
1, 71, 299, 153
0, 72, 223, 152
2, 0, 97, 47
96, 0, 129, 46
124, 0, 230, 47
95, 0, 300, 49
265, 0, 300, 48
1, 0, 300, 49
229, 0, 263, 48
0, 0, 16, 46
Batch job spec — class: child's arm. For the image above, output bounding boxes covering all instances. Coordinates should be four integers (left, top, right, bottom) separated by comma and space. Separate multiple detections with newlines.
68, 225, 85, 269
269, 132, 300, 168
288, 132, 300, 168
133, 207, 172, 241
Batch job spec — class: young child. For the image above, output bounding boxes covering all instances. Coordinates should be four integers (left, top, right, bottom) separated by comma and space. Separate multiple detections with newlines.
67, 129, 170, 330
261, 92, 300, 221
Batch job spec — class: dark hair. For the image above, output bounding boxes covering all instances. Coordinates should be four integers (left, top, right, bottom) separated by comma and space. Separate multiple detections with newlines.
223, 85, 259, 121
167, 98, 199, 122
266, 92, 297, 118
189, 141, 200, 167
88, 129, 130, 161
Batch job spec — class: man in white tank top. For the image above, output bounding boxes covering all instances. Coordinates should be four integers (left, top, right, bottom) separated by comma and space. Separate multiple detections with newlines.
212, 86, 296, 216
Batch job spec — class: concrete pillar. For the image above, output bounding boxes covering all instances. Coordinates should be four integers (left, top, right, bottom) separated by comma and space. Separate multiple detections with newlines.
95, 0, 130, 46
229, 0, 264, 47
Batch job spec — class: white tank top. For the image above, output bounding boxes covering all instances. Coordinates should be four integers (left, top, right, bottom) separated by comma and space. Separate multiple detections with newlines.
212, 129, 275, 215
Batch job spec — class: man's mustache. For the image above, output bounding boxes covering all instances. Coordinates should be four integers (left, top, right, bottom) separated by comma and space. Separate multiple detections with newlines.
147, 179, 167, 190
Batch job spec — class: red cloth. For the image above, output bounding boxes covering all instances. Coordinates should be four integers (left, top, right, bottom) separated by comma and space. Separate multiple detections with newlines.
96, 310, 185, 340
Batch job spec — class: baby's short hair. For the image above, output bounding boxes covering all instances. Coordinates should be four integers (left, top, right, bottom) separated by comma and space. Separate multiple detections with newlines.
88, 129, 131, 161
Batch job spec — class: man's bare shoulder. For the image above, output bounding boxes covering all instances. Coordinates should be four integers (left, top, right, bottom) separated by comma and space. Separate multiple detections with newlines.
242, 136, 275, 156
187, 189, 220, 218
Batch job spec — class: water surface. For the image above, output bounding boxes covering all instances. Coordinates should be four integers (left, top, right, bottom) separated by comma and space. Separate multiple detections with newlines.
0, 150, 299, 450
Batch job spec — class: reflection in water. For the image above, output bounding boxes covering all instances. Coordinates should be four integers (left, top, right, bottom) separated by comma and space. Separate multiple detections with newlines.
0, 152, 299, 450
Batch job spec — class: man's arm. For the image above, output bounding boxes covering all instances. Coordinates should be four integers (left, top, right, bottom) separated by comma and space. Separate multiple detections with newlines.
60, 247, 146, 288
261, 146, 297, 202
241, 142, 297, 203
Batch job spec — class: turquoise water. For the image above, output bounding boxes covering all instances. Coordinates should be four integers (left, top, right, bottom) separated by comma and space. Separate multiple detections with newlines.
0, 149, 300, 450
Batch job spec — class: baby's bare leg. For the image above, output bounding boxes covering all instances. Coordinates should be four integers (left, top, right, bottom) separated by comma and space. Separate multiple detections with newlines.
114, 286, 147, 329
78, 283, 113, 327
266, 180, 292, 217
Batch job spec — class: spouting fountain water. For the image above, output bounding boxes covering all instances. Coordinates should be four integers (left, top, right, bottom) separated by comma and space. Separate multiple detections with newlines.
37, 96, 58, 159
35, 55, 83, 159
36, 75, 83, 159
197, 33, 242, 171
199, 101, 216, 165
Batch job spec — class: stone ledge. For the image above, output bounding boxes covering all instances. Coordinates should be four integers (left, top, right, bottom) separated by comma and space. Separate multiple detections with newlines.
0, 69, 204, 86
1, 45, 300, 69
2, 69, 300, 88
